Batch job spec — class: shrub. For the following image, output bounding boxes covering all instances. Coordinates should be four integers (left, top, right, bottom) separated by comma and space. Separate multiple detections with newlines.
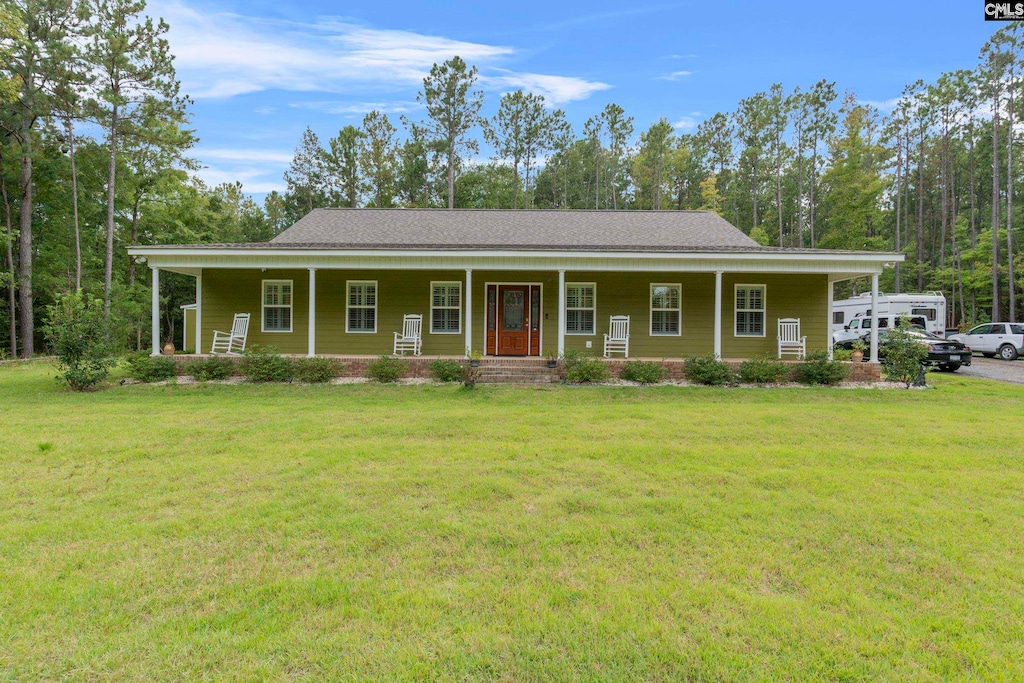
619, 360, 667, 384
832, 347, 853, 362
367, 354, 407, 383
429, 358, 465, 383
124, 350, 177, 383
683, 354, 735, 386
796, 350, 850, 386
737, 354, 791, 385
185, 356, 234, 381
292, 357, 341, 383
42, 292, 117, 391
240, 345, 292, 383
565, 355, 611, 384
881, 324, 930, 388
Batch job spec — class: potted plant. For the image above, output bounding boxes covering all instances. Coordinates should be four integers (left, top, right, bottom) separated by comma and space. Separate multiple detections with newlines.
467, 348, 483, 367
850, 339, 867, 363
544, 349, 558, 368
162, 337, 176, 356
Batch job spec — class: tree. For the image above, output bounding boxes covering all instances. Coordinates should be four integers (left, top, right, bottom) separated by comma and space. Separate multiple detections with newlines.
416, 56, 483, 209
980, 39, 1008, 320
633, 118, 675, 209
2, 0, 81, 356
284, 127, 329, 214
734, 91, 772, 231
807, 80, 838, 247
601, 103, 633, 209
396, 121, 433, 208
359, 111, 397, 208
324, 125, 363, 208
84, 0, 185, 318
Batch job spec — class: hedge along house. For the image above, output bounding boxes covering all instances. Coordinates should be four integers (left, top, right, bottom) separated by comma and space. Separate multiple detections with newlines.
128, 209, 902, 363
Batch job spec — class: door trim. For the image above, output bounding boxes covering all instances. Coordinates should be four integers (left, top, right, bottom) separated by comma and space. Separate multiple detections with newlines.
484, 281, 543, 356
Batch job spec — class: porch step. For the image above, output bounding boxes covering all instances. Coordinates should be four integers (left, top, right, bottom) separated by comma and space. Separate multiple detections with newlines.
471, 359, 559, 384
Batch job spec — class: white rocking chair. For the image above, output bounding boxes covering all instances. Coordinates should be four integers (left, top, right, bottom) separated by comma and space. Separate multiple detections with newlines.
393, 314, 423, 356
211, 313, 250, 355
603, 315, 630, 358
777, 317, 807, 359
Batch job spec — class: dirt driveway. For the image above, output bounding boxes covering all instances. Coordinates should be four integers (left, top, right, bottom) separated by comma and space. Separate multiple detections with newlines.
957, 357, 1024, 385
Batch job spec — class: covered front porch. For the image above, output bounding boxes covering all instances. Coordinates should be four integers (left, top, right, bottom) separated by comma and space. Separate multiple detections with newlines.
141, 252, 889, 363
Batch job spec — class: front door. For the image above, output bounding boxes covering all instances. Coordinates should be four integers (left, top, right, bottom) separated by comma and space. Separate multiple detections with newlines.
497, 286, 529, 355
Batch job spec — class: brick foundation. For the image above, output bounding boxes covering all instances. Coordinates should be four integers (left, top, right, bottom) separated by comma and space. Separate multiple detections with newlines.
167, 354, 881, 384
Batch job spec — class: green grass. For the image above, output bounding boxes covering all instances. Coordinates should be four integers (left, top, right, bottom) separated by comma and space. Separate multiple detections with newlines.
2, 362, 1023, 681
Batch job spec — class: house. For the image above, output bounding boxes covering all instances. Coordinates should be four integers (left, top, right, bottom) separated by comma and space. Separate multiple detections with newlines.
128, 208, 902, 363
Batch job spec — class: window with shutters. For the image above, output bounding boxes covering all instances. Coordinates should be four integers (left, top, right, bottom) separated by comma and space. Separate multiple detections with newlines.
262, 280, 293, 332
734, 285, 766, 337
650, 284, 681, 336
346, 281, 377, 333
430, 282, 461, 334
565, 283, 596, 335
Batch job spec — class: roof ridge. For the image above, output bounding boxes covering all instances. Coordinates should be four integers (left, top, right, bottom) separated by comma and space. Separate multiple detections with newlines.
309, 207, 716, 214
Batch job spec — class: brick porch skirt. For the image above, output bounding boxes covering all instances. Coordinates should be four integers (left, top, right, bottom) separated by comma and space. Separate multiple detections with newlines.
168, 354, 882, 384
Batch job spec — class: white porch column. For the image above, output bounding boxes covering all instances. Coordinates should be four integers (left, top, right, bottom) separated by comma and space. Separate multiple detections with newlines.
195, 270, 203, 354
713, 271, 723, 359
870, 273, 880, 363
465, 268, 473, 356
557, 269, 566, 356
307, 268, 317, 357
827, 279, 834, 360
151, 267, 160, 356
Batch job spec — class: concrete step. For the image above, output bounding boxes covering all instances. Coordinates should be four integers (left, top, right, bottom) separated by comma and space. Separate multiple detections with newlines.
475, 374, 559, 384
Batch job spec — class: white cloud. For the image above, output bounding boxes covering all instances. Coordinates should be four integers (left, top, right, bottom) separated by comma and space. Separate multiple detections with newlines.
253, 106, 275, 115
150, 0, 608, 105
194, 148, 295, 164
663, 53, 698, 59
195, 167, 286, 194
656, 70, 693, 81
289, 100, 419, 116
483, 72, 612, 105
860, 97, 900, 112
672, 116, 699, 131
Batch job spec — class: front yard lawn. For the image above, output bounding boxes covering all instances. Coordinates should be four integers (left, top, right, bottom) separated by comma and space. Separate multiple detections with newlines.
1, 363, 1022, 681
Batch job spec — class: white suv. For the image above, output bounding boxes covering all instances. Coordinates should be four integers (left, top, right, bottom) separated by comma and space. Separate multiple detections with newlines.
949, 323, 1024, 361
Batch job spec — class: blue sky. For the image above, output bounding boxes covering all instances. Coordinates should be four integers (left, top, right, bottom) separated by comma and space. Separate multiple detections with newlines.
154, 0, 1000, 196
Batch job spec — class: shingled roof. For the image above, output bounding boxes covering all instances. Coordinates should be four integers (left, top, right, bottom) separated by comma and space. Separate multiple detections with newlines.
268, 208, 762, 252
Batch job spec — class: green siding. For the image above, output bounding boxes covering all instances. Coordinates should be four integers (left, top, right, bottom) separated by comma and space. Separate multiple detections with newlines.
200, 268, 829, 358
721, 273, 829, 358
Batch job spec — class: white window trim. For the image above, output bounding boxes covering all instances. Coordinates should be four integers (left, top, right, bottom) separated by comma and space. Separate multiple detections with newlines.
565, 282, 597, 336
650, 283, 682, 337
429, 281, 462, 335
346, 280, 378, 334
734, 283, 767, 338
261, 279, 293, 333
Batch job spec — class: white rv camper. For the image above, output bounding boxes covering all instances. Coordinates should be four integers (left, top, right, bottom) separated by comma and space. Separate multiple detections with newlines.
831, 291, 946, 336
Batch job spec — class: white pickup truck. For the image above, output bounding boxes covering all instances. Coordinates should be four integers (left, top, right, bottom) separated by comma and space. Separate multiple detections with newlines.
832, 313, 929, 345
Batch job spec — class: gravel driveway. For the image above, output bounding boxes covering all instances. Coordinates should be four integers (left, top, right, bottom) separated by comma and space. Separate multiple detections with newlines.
957, 357, 1024, 385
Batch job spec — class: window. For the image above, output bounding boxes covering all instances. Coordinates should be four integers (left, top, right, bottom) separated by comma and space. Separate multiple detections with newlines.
565, 283, 596, 334
912, 307, 937, 321
833, 311, 845, 325
346, 281, 377, 333
734, 285, 765, 337
262, 280, 292, 332
650, 284, 681, 336
430, 282, 461, 334
1011, 324, 1024, 335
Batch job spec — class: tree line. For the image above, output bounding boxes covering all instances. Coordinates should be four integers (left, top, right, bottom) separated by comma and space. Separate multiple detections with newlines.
2, 2, 1021, 359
